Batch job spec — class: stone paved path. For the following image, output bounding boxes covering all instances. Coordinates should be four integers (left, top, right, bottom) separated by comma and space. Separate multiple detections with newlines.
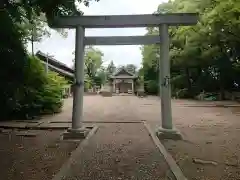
57, 123, 173, 180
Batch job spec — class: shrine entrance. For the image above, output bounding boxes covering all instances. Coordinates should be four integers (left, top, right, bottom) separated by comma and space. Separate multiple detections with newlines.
118, 82, 131, 93
49, 13, 198, 139
110, 67, 137, 94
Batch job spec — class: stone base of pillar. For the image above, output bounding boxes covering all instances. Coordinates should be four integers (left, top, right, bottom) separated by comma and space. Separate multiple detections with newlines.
156, 127, 183, 140
62, 127, 89, 140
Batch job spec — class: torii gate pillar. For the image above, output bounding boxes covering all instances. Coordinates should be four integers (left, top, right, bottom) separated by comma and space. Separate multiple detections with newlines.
62, 26, 88, 140
156, 24, 182, 140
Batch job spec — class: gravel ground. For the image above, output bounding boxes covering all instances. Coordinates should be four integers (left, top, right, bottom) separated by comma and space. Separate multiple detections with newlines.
0, 129, 79, 180
80, 96, 240, 180
1, 96, 239, 180
61, 123, 173, 180
161, 105, 240, 180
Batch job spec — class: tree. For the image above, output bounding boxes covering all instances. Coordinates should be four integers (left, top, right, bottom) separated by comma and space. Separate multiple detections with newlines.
0, 0, 100, 119
72, 46, 105, 88
141, 0, 240, 99
125, 64, 137, 74
84, 46, 104, 79
73, 46, 104, 88
20, 12, 51, 55
106, 61, 116, 81
2, 0, 100, 58
95, 66, 107, 86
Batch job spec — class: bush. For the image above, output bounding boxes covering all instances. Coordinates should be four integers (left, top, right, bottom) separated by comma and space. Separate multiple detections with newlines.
38, 71, 67, 114
4, 56, 67, 120
145, 80, 159, 95
84, 79, 92, 92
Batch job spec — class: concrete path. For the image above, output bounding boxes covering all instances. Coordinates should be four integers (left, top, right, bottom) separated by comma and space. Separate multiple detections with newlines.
53, 123, 174, 180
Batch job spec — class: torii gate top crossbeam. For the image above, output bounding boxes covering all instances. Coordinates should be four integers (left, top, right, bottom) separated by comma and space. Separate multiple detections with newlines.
84, 35, 161, 45
49, 13, 198, 28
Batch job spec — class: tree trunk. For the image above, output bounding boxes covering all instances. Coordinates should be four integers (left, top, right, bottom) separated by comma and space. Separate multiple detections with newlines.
185, 68, 192, 96
219, 70, 225, 100
31, 26, 34, 56
197, 67, 203, 92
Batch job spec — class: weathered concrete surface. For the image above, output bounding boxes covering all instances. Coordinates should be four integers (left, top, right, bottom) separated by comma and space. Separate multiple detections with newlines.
156, 127, 183, 140
62, 127, 89, 140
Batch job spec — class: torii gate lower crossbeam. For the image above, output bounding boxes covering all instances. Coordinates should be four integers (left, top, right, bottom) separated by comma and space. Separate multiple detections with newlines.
49, 13, 198, 140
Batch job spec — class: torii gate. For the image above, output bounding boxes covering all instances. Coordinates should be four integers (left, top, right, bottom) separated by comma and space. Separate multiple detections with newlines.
49, 13, 198, 140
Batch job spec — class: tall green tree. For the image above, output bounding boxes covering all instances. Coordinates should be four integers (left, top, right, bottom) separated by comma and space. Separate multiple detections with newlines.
72, 46, 105, 88
0, 0, 100, 118
95, 66, 107, 86
72, 46, 104, 88
84, 46, 104, 79
141, 0, 240, 99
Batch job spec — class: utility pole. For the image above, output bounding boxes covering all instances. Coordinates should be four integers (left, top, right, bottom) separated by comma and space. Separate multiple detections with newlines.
46, 53, 49, 74
45, 53, 53, 74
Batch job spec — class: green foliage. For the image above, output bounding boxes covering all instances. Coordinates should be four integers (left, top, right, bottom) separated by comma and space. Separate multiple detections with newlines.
84, 46, 104, 88
0, 0, 99, 119
37, 71, 67, 114
145, 80, 159, 95
0, 10, 29, 119
4, 0, 100, 22
73, 46, 104, 89
2, 56, 67, 120
141, 0, 240, 99
84, 46, 104, 79
12, 56, 47, 118
84, 79, 92, 91
96, 66, 107, 85
18, 12, 51, 44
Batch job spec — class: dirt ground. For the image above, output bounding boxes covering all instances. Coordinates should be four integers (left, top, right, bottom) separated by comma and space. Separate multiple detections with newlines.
0, 95, 239, 180
0, 129, 79, 180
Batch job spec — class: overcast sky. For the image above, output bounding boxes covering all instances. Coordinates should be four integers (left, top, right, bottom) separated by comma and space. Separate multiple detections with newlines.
27, 0, 166, 68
